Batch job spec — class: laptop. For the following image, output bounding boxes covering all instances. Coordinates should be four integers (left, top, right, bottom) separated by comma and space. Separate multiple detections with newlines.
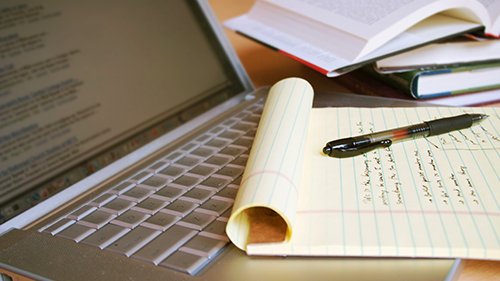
0, 0, 463, 280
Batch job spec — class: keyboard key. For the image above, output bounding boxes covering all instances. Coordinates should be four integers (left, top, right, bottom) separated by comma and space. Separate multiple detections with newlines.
199, 220, 229, 241
220, 119, 238, 128
246, 103, 263, 113
145, 161, 170, 173
157, 165, 188, 180
162, 152, 184, 163
207, 126, 225, 136
177, 212, 216, 230
132, 225, 197, 265
138, 176, 170, 190
218, 146, 246, 158
230, 155, 249, 167
232, 122, 255, 133
42, 218, 75, 235
218, 130, 244, 141
187, 164, 218, 179
67, 205, 97, 220
190, 147, 217, 159
175, 155, 203, 168
232, 137, 253, 148
232, 176, 242, 185
204, 138, 231, 150
77, 210, 116, 229
197, 176, 232, 192
101, 198, 137, 215
119, 187, 155, 203
141, 212, 180, 231
161, 199, 198, 217
108, 182, 136, 195
180, 188, 215, 204
243, 114, 261, 124
193, 134, 212, 144
56, 224, 96, 242
195, 199, 232, 216
127, 171, 153, 184
81, 224, 131, 249
151, 186, 186, 202
179, 235, 227, 258
204, 155, 232, 167
89, 193, 117, 207
179, 143, 199, 153
245, 128, 257, 137
218, 207, 232, 222
215, 165, 244, 180
213, 186, 238, 202
233, 111, 251, 120
132, 197, 170, 214
110, 210, 151, 229
105, 226, 161, 257
159, 251, 208, 275
169, 175, 203, 190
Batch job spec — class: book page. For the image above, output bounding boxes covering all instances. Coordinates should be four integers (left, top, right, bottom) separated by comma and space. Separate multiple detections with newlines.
261, 0, 439, 39
226, 10, 482, 75
226, 78, 314, 250
477, 0, 500, 34
260, 0, 488, 43
231, 89, 500, 259
375, 39, 500, 71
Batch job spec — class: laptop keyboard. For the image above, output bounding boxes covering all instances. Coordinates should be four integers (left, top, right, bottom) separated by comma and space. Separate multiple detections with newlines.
39, 98, 265, 275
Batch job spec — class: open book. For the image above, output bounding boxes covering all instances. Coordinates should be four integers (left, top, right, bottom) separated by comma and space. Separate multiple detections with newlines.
225, 0, 500, 76
227, 77, 500, 260
374, 38, 500, 73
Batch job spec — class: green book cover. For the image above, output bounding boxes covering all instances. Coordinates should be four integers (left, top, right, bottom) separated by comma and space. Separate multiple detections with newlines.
362, 60, 500, 99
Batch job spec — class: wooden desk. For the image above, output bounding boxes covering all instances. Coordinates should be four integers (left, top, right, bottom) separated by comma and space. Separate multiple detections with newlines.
207, 0, 500, 280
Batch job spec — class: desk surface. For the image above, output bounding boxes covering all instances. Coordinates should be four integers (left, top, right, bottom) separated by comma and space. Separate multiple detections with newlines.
207, 0, 500, 280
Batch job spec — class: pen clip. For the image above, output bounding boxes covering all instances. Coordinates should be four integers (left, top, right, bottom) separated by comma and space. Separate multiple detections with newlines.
327, 139, 392, 158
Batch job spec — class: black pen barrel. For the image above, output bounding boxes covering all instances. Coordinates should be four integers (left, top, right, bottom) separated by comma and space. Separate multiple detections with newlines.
425, 113, 479, 136
322, 113, 487, 158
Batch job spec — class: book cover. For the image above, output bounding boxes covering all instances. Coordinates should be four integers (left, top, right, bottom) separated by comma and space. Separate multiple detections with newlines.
334, 67, 500, 106
362, 61, 500, 99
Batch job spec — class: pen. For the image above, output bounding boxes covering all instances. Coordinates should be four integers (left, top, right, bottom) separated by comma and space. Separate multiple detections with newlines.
322, 113, 488, 158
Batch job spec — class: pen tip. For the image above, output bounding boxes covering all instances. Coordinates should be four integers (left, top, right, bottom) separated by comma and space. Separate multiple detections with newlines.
470, 113, 489, 123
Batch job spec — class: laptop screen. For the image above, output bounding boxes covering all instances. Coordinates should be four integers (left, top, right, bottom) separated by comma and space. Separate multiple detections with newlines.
0, 0, 245, 223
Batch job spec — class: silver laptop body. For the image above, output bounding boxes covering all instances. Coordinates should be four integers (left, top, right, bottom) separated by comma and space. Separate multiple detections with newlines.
0, 0, 462, 280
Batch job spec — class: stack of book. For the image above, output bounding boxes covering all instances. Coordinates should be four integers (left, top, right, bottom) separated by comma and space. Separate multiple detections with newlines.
224, 0, 500, 106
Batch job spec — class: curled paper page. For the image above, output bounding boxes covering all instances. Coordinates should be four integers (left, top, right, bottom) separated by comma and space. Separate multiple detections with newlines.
226, 77, 314, 250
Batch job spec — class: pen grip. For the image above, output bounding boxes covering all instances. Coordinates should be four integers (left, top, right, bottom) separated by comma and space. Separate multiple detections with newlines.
425, 114, 473, 136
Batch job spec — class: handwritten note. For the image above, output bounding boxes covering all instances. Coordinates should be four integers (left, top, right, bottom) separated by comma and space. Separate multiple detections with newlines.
227, 77, 500, 260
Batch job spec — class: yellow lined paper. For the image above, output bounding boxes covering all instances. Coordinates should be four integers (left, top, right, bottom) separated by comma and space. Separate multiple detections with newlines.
226, 77, 313, 248
227, 77, 500, 260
